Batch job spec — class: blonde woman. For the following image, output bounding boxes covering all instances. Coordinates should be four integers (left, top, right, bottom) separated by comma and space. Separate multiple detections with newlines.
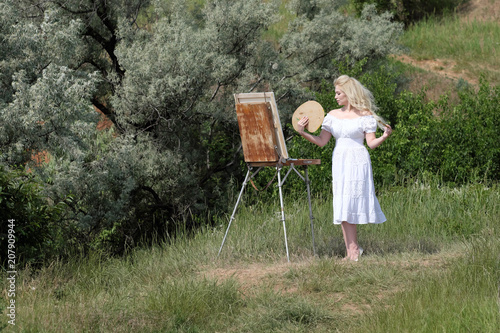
297, 75, 392, 261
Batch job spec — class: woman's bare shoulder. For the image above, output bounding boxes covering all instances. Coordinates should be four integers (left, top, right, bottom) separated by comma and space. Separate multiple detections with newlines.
328, 108, 343, 116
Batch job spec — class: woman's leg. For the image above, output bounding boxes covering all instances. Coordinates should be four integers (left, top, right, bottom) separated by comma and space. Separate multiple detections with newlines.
341, 221, 360, 260
341, 222, 350, 258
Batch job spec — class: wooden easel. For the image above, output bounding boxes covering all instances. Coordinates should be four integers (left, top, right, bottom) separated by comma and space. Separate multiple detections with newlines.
217, 93, 320, 262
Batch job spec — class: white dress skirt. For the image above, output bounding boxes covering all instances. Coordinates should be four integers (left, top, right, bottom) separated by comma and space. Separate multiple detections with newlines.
321, 114, 386, 225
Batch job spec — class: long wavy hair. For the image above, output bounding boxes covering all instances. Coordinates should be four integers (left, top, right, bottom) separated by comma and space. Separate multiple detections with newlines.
334, 75, 388, 130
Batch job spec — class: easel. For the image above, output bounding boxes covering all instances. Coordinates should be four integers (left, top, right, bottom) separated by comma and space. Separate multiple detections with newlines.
217, 93, 320, 262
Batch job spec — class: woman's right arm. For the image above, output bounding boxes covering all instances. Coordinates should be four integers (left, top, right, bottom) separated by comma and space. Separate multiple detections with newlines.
297, 116, 332, 147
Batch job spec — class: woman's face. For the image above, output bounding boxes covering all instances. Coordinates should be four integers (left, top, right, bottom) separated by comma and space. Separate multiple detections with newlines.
335, 87, 348, 106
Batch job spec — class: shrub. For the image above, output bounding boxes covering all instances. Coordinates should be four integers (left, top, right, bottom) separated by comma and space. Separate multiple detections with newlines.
0, 165, 67, 268
350, 0, 466, 27
437, 78, 500, 184
380, 77, 499, 185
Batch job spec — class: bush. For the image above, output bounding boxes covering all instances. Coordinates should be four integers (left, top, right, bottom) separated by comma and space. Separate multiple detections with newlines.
381, 77, 499, 185
0, 165, 67, 268
350, 0, 466, 27
437, 79, 500, 184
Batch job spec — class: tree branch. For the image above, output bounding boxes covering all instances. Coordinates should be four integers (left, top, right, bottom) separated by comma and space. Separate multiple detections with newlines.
92, 97, 120, 130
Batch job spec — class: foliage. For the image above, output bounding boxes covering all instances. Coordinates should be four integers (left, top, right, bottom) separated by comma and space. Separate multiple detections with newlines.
382, 76, 499, 186
281, 1, 403, 92
437, 79, 500, 183
350, 0, 467, 26
0, 166, 67, 267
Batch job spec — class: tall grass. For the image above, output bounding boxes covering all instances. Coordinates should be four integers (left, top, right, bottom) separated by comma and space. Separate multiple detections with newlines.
355, 235, 500, 332
1, 181, 498, 332
219, 178, 499, 260
401, 15, 500, 84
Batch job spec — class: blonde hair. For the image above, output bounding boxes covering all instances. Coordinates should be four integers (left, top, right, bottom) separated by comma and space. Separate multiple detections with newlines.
334, 75, 388, 129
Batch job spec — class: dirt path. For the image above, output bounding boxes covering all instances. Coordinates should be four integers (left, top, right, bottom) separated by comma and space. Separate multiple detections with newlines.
201, 251, 455, 294
393, 54, 479, 85
201, 261, 309, 295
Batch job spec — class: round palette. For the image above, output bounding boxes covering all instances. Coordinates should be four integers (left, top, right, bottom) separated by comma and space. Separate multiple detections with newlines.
292, 100, 325, 132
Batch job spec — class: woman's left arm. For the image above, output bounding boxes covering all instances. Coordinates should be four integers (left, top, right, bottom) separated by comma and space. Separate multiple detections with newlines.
365, 125, 392, 149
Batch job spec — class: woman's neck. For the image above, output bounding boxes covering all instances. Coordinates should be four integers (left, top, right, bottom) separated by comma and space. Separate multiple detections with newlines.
341, 105, 358, 113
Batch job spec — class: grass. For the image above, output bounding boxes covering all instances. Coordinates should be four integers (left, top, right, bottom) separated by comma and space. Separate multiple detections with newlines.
1, 181, 499, 332
400, 14, 500, 85
356, 236, 500, 332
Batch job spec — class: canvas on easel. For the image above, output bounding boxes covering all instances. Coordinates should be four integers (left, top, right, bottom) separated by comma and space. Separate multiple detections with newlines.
234, 92, 288, 163
235, 102, 279, 163
218, 92, 321, 262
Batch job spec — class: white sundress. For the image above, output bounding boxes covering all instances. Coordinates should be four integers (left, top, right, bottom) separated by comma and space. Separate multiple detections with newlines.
321, 114, 386, 225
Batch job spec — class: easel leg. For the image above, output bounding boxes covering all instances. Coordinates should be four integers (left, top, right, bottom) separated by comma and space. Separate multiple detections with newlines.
305, 166, 316, 256
277, 167, 290, 262
218, 169, 251, 258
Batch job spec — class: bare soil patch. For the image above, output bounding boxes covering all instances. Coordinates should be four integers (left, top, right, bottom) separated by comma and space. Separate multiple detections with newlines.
394, 54, 479, 86
200, 251, 461, 317
201, 261, 309, 294
202, 251, 456, 292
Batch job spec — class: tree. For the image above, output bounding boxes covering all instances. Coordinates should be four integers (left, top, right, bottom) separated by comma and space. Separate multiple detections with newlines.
0, 0, 402, 254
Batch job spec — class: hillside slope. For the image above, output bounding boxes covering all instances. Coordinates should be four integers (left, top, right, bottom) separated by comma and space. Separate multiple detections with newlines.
395, 0, 499, 101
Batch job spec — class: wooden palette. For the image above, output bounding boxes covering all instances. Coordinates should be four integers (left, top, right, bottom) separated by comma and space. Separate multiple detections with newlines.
292, 101, 325, 132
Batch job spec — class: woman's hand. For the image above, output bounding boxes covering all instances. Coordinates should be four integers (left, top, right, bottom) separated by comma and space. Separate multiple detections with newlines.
297, 116, 309, 134
366, 124, 392, 149
382, 124, 392, 138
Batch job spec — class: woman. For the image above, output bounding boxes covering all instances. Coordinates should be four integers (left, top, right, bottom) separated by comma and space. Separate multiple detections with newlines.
297, 75, 392, 261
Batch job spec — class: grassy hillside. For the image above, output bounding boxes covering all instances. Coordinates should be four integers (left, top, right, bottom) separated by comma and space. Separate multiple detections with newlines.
394, 0, 500, 100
